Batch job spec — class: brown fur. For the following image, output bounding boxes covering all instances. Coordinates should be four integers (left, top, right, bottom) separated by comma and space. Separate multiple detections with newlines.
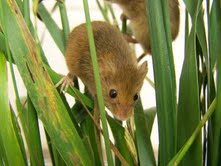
65, 21, 148, 120
106, 0, 180, 54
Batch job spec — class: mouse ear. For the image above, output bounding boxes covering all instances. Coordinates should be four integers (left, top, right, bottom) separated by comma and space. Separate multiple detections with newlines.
138, 61, 148, 80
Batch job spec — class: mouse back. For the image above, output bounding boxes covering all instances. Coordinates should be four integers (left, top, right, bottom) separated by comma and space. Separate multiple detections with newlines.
65, 21, 148, 120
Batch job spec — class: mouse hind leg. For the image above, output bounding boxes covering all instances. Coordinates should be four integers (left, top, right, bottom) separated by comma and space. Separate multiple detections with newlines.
55, 72, 75, 93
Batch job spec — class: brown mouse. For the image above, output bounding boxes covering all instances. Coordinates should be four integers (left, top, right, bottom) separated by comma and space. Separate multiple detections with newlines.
106, 0, 180, 58
56, 21, 148, 121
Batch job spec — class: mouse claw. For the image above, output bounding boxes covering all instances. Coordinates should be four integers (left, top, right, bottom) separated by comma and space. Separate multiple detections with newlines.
55, 73, 74, 93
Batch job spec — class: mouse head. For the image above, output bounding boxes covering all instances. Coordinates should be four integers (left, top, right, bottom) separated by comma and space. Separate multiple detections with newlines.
101, 61, 148, 121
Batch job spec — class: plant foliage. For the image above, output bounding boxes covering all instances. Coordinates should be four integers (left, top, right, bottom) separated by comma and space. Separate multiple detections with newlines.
0, 0, 220, 165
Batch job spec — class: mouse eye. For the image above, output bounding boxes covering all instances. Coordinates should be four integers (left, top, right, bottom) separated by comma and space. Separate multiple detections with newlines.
109, 89, 118, 98
133, 93, 139, 101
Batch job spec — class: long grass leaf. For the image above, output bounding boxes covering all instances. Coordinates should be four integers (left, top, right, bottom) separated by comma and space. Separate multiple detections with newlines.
207, 0, 221, 165
0, 32, 7, 55
211, 0, 221, 124
37, 3, 65, 54
10, 105, 28, 164
0, 132, 8, 166
184, 0, 201, 18
144, 0, 177, 164
96, 0, 110, 22
168, 98, 216, 166
134, 100, 156, 166
177, 1, 203, 165
216, 0, 221, 153
81, 116, 102, 166
144, 107, 156, 134
196, 9, 208, 66
51, 145, 66, 166
82, 0, 114, 165
108, 117, 134, 166
1, 1, 93, 165
15, 0, 23, 13
2, 1, 45, 164
206, 0, 216, 106
23, 0, 31, 26
24, 97, 45, 166
208, 2, 219, 70
58, 1, 70, 44
0, 51, 26, 166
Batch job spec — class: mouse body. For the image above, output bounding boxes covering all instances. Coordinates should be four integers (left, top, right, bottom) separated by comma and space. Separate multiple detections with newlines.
58, 21, 148, 121
106, 0, 180, 54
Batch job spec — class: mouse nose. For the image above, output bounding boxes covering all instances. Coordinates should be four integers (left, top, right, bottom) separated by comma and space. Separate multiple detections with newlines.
114, 104, 133, 121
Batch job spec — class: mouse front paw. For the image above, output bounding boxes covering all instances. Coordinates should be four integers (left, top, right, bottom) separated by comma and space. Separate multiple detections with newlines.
55, 73, 74, 93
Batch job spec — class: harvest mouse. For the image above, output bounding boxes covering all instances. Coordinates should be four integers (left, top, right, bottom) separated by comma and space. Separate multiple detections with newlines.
56, 21, 148, 121
106, 0, 180, 60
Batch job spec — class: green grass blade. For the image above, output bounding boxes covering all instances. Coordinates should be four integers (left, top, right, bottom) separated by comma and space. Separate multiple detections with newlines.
10, 105, 28, 164
134, 100, 156, 166
1, 1, 93, 165
44, 131, 56, 166
44, 129, 66, 166
184, 0, 202, 18
144, 107, 156, 134
59, 93, 83, 135
3, 1, 44, 164
15, 0, 23, 13
108, 117, 134, 166
216, 34, 221, 165
81, 116, 102, 166
0, 131, 8, 165
0, 51, 26, 166
196, 9, 208, 66
95, 0, 110, 22
58, 1, 70, 44
106, 4, 119, 27
82, 0, 114, 165
25, 97, 45, 166
46, 65, 93, 109
23, 0, 31, 26
51, 145, 66, 166
37, 3, 65, 54
207, 0, 221, 165
168, 98, 216, 166
0, 32, 7, 55
206, 1, 216, 110
211, 0, 221, 128
144, 0, 177, 164
216, 0, 221, 148
177, 1, 203, 165
208, 1, 219, 70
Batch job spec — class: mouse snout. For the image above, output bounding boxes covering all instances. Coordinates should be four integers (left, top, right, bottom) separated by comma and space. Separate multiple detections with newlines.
113, 103, 134, 121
